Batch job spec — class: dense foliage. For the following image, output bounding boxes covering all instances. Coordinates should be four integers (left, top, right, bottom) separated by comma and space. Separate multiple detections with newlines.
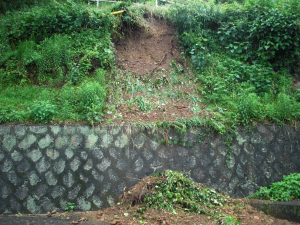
0, 0, 300, 127
169, 0, 300, 128
0, 1, 117, 124
249, 173, 300, 201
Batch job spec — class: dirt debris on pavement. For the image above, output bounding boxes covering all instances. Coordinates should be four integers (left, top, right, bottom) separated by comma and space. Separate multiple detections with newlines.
0, 174, 299, 225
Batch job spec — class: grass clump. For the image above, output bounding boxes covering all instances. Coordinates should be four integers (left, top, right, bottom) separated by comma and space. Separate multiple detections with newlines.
249, 173, 300, 201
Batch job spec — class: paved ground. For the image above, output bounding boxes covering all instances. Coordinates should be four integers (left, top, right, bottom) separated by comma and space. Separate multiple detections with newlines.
0, 214, 111, 225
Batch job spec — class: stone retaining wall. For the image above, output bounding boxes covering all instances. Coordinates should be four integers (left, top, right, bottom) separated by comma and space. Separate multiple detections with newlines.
0, 125, 299, 214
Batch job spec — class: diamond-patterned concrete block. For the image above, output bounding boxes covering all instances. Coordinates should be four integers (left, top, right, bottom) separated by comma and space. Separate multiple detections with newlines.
53, 159, 66, 174
45, 171, 57, 186
86, 133, 98, 149
36, 157, 50, 173
0, 124, 299, 214
51, 186, 65, 199
26, 196, 41, 213
114, 134, 128, 148
100, 133, 112, 148
63, 171, 74, 188
68, 185, 81, 200
97, 158, 111, 172
3, 135, 16, 151
0, 151, 4, 161
55, 136, 68, 149
38, 134, 53, 149
19, 134, 37, 149
77, 196, 91, 211
70, 157, 81, 171
27, 149, 42, 162
11, 151, 23, 162
29, 126, 47, 134
1, 159, 12, 172
29, 171, 40, 186
84, 158, 93, 171
46, 149, 59, 160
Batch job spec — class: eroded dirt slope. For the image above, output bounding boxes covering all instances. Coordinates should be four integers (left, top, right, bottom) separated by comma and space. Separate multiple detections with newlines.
114, 15, 181, 75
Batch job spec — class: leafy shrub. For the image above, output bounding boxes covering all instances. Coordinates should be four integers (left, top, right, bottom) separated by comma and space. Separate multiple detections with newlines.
0, 106, 27, 123
249, 173, 300, 201
38, 34, 71, 83
3, 1, 114, 44
218, 0, 300, 71
70, 29, 114, 73
0, 0, 49, 14
65, 202, 76, 212
223, 215, 241, 225
0, 1, 116, 87
274, 93, 300, 121
170, 0, 300, 72
170, 0, 224, 34
76, 80, 106, 124
238, 93, 262, 124
0, 40, 39, 86
69, 65, 83, 85
77, 81, 106, 112
30, 101, 57, 123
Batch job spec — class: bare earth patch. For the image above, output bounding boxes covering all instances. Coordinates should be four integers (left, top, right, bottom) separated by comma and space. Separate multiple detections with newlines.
104, 15, 207, 125
114, 15, 182, 75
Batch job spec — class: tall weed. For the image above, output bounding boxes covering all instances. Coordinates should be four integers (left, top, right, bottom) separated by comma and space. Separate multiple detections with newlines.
38, 34, 71, 83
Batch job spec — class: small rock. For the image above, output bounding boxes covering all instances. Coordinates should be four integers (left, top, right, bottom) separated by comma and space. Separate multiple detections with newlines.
66, 217, 70, 220
254, 216, 260, 220
71, 221, 79, 224
79, 217, 88, 221
111, 220, 121, 225
237, 215, 246, 220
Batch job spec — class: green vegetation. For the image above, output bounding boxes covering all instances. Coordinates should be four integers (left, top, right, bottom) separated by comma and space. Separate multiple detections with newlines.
144, 170, 229, 214
65, 202, 76, 212
249, 173, 300, 201
0, 0, 299, 129
121, 170, 242, 224
168, 0, 300, 130
0, 1, 116, 124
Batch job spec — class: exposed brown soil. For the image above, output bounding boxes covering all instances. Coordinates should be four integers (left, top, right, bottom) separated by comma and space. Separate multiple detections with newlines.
93, 205, 298, 225
104, 99, 208, 125
114, 15, 182, 75
103, 16, 207, 125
